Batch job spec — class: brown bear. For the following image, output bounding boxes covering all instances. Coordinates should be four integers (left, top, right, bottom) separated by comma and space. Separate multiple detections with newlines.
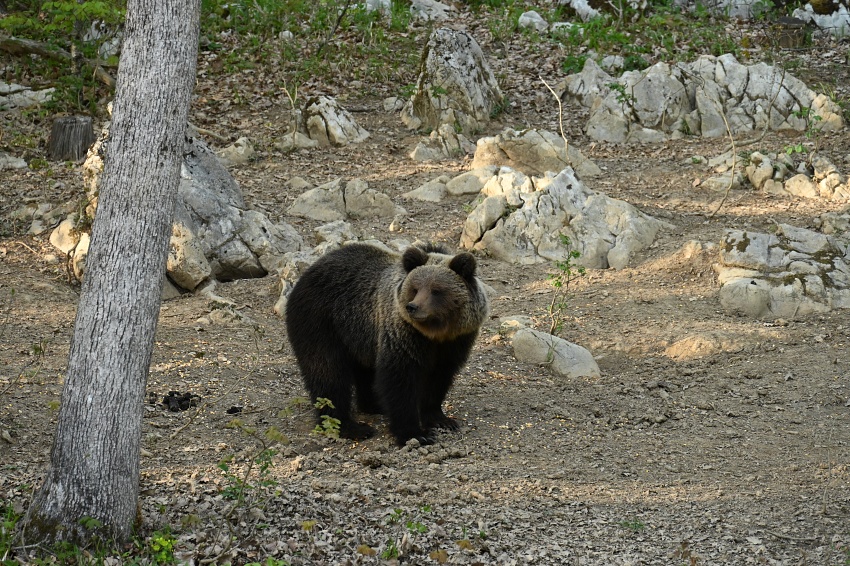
285, 242, 489, 446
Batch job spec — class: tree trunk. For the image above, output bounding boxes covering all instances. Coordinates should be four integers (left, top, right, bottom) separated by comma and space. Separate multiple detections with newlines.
47, 116, 95, 161
21, 0, 199, 547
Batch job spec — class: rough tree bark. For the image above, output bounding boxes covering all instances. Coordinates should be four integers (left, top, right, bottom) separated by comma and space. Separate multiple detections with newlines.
21, 0, 200, 546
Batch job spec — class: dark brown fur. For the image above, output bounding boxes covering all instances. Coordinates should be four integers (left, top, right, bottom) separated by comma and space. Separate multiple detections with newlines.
285, 243, 489, 445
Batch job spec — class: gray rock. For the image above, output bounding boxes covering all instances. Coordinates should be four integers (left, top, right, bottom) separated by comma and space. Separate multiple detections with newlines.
701, 171, 743, 192
72, 233, 90, 281
0, 152, 27, 170
577, 55, 844, 143
48, 217, 80, 255
559, 0, 601, 21
344, 178, 406, 219
445, 166, 498, 196
459, 195, 507, 250
792, 4, 850, 38
715, 224, 850, 318
401, 28, 502, 134
410, 0, 453, 21
286, 176, 312, 191
470, 128, 601, 178
287, 178, 347, 222
402, 176, 450, 202
784, 174, 819, 199
287, 178, 404, 221
512, 328, 600, 378
409, 124, 475, 161
274, 132, 319, 153
745, 152, 774, 190
518, 11, 549, 32
303, 96, 369, 146
498, 315, 534, 338
463, 167, 669, 269
66, 132, 303, 287
559, 59, 613, 108
382, 96, 405, 112
0, 82, 54, 109
481, 167, 535, 206
216, 136, 256, 167
167, 220, 211, 290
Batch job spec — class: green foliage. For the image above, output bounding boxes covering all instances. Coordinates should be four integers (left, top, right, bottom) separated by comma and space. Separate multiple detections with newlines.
608, 82, 636, 114
78, 516, 103, 530
547, 235, 586, 337
619, 518, 646, 532
561, 54, 589, 75
199, 0, 419, 85
784, 108, 824, 158
549, 3, 739, 71
217, 419, 285, 518
0, 0, 124, 113
39, 1, 125, 38
380, 538, 400, 559
1, 504, 19, 565
622, 53, 649, 71
147, 529, 176, 565
312, 397, 341, 438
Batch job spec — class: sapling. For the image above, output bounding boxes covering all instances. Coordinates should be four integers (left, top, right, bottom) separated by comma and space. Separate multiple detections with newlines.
548, 234, 586, 337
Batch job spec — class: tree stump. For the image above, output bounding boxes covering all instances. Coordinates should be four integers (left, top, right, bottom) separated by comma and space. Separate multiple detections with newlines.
47, 116, 95, 161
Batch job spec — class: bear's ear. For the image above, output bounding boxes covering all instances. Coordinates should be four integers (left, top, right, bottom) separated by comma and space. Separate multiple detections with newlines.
402, 246, 429, 272
448, 252, 477, 280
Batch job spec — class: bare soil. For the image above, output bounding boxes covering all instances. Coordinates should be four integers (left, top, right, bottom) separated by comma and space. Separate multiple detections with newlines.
2, 12, 850, 566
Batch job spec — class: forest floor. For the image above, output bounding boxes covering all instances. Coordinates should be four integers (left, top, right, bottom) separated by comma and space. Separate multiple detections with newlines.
2, 7, 850, 566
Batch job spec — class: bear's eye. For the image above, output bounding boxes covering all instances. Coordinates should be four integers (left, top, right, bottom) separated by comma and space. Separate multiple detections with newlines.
431, 289, 443, 297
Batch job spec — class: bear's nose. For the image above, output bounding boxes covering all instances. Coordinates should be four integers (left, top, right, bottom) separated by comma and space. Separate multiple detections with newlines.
406, 303, 418, 314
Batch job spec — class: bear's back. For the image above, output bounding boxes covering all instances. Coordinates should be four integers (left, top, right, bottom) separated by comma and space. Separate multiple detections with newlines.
286, 244, 399, 365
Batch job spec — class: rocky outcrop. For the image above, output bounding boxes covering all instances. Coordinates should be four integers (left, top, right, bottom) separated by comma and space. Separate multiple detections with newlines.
52, 130, 302, 291
715, 223, 850, 319
302, 96, 369, 147
561, 54, 844, 143
471, 128, 601, 178
460, 167, 670, 269
287, 178, 406, 222
401, 28, 502, 134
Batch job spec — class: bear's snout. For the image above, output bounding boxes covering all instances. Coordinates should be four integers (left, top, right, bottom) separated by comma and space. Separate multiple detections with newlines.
406, 303, 419, 315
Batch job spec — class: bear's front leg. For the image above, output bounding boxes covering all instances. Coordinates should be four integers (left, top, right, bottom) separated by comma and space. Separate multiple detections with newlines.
374, 356, 433, 446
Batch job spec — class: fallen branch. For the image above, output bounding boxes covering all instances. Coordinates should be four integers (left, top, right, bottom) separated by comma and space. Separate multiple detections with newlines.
0, 35, 116, 88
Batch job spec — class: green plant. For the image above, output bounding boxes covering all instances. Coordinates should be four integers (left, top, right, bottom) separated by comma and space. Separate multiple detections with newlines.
562, 54, 589, 75
619, 518, 646, 532
28, 158, 50, 171
547, 234, 586, 337
1, 504, 19, 564
380, 538, 400, 559
784, 108, 824, 158
312, 398, 341, 438
218, 421, 285, 507
148, 529, 176, 565
608, 82, 635, 108
622, 53, 649, 71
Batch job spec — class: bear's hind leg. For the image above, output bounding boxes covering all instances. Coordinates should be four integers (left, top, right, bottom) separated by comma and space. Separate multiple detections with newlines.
354, 367, 382, 415
302, 353, 375, 440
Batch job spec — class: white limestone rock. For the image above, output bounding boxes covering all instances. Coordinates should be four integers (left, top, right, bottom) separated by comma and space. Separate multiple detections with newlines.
401, 28, 502, 134
512, 328, 601, 379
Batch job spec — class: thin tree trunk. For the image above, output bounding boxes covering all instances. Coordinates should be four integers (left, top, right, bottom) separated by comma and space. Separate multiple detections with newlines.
21, 0, 199, 547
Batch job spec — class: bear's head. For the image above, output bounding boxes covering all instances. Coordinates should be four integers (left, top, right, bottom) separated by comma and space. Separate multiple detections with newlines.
397, 246, 489, 342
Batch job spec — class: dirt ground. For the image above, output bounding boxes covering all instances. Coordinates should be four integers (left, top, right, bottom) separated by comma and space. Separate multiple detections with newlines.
2, 11, 850, 566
